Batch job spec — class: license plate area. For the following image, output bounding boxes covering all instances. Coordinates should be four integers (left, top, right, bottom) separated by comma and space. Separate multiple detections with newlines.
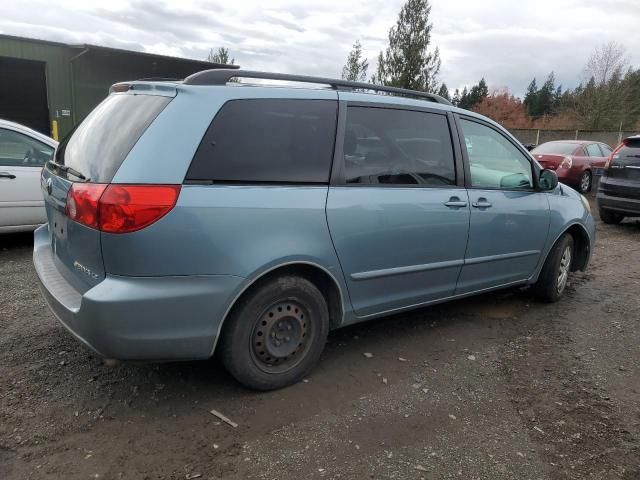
50, 210, 68, 254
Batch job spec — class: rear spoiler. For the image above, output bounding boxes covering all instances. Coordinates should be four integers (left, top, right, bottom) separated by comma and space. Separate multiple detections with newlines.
109, 82, 177, 97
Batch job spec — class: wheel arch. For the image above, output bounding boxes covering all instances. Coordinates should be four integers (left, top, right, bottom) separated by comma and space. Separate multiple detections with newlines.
210, 261, 346, 356
565, 223, 591, 271
541, 222, 591, 274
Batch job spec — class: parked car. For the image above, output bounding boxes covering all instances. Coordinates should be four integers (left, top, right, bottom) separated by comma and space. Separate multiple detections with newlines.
597, 135, 640, 224
530, 140, 612, 193
34, 70, 595, 390
0, 119, 57, 233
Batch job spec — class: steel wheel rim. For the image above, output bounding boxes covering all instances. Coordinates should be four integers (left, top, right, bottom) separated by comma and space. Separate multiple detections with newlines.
250, 300, 311, 374
557, 245, 572, 293
580, 172, 590, 192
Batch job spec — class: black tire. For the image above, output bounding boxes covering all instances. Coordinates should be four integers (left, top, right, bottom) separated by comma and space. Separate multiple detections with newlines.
578, 170, 592, 193
220, 275, 329, 390
598, 207, 624, 225
533, 234, 574, 303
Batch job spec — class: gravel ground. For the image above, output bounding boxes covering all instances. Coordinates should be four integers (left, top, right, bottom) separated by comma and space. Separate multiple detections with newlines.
1, 197, 639, 480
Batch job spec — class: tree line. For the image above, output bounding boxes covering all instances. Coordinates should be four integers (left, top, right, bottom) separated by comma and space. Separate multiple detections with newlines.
205, 0, 639, 131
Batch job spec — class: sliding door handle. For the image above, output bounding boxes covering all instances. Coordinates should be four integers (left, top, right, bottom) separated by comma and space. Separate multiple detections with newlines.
0, 172, 16, 179
472, 199, 492, 208
444, 196, 467, 208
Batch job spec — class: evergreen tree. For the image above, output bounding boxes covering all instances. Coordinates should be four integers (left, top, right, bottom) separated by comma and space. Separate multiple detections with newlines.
207, 47, 234, 65
458, 87, 470, 109
537, 72, 557, 116
372, 0, 441, 92
523, 78, 539, 117
342, 40, 369, 82
451, 88, 461, 106
467, 78, 489, 108
437, 83, 451, 101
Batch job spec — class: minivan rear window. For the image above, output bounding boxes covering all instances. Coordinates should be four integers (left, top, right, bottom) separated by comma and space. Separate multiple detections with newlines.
55, 94, 172, 183
186, 99, 337, 184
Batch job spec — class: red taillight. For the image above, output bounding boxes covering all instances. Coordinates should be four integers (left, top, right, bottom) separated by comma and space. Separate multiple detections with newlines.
605, 143, 624, 170
99, 185, 181, 233
111, 83, 131, 93
66, 183, 107, 229
65, 184, 180, 233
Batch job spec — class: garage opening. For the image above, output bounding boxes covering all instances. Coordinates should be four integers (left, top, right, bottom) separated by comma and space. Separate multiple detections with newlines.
0, 56, 50, 135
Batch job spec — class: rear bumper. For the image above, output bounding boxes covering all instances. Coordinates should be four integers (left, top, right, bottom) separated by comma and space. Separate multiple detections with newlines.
596, 192, 640, 216
33, 225, 244, 360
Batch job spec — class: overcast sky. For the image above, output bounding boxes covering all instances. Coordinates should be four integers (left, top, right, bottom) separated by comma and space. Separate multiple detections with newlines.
2, 0, 639, 97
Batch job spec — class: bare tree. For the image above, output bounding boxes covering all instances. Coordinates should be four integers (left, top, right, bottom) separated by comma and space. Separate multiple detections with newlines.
573, 42, 634, 130
207, 47, 235, 65
584, 41, 628, 86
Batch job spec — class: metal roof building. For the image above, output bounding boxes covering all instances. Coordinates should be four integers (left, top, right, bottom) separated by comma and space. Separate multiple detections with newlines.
0, 34, 236, 139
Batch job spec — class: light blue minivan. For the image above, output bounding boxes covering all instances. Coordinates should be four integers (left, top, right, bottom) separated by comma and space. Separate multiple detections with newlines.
34, 70, 595, 390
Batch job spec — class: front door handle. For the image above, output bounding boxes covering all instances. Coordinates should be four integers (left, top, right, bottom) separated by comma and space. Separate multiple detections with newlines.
472, 198, 492, 208
0, 172, 16, 179
444, 197, 467, 208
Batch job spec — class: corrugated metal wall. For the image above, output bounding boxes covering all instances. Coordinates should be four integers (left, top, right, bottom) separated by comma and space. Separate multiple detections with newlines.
72, 50, 210, 123
0, 37, 75, 137
1, 36, 215, 139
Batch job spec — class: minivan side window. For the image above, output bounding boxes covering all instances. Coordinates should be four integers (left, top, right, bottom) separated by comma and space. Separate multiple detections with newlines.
187, 99, 337, 184
342, 107, 455, 186
460, 119, 533, 189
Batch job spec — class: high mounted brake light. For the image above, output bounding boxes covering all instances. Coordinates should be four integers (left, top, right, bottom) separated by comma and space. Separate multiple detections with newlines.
66, 184, 181, 233
111, 83, 131, 93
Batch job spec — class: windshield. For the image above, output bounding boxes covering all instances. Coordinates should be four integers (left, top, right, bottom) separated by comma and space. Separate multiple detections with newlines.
54, 93, 171, 182
532, 142, 579, 156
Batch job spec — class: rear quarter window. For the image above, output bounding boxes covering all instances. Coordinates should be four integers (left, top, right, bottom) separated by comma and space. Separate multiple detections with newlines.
186, 99, 338, 184
55, 93, 172, 183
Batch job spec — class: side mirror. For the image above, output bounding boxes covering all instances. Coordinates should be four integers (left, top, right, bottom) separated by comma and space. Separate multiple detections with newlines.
539, 169, 558, 191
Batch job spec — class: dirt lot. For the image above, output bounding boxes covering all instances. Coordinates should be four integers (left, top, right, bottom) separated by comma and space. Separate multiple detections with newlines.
1, 198, 639, 480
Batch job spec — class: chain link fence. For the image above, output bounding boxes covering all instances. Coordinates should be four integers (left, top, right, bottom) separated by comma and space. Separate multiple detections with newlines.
509, 129, 638, 147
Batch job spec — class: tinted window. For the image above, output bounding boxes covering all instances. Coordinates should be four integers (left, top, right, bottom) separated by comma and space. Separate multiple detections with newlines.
342, 107, 455, 186
532, 142, 580, 155
0, 129, 54, 167
614, 142, 640, 164
586, 144, 603, 157
55, 94, 172, 182
575, 146, 587, 156
460, 119, 533, 189
187, 99, 337, 183
599, 144, 612, 156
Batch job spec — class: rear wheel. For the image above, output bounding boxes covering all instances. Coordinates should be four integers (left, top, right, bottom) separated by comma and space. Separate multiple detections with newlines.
533, 234, 574, 303
578, 170, 592, 193
220, 275, 329, 390
598, 207, 624, 225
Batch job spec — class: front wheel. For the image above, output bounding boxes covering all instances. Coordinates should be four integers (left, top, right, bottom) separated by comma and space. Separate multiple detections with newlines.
220, 275, 330, 390
533, 234, 574, 303
598, 207, 624, 225
578, 170, 592, 193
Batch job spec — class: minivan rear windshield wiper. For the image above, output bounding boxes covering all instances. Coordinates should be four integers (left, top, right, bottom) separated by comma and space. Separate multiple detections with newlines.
47, 160, 89, 181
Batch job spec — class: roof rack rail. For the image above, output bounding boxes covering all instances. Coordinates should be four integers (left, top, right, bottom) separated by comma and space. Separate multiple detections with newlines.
136, 77, 182, 82
183, 69, 453, 106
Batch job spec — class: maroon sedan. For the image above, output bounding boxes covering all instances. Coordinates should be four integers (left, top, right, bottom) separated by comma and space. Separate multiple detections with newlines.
531, 140, 613, 193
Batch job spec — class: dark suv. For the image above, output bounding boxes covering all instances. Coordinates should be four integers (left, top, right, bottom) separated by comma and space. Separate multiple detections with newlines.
597, 135, 640, 224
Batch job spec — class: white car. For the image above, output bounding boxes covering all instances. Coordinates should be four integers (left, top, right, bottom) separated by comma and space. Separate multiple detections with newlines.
0, 119, 57, 233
